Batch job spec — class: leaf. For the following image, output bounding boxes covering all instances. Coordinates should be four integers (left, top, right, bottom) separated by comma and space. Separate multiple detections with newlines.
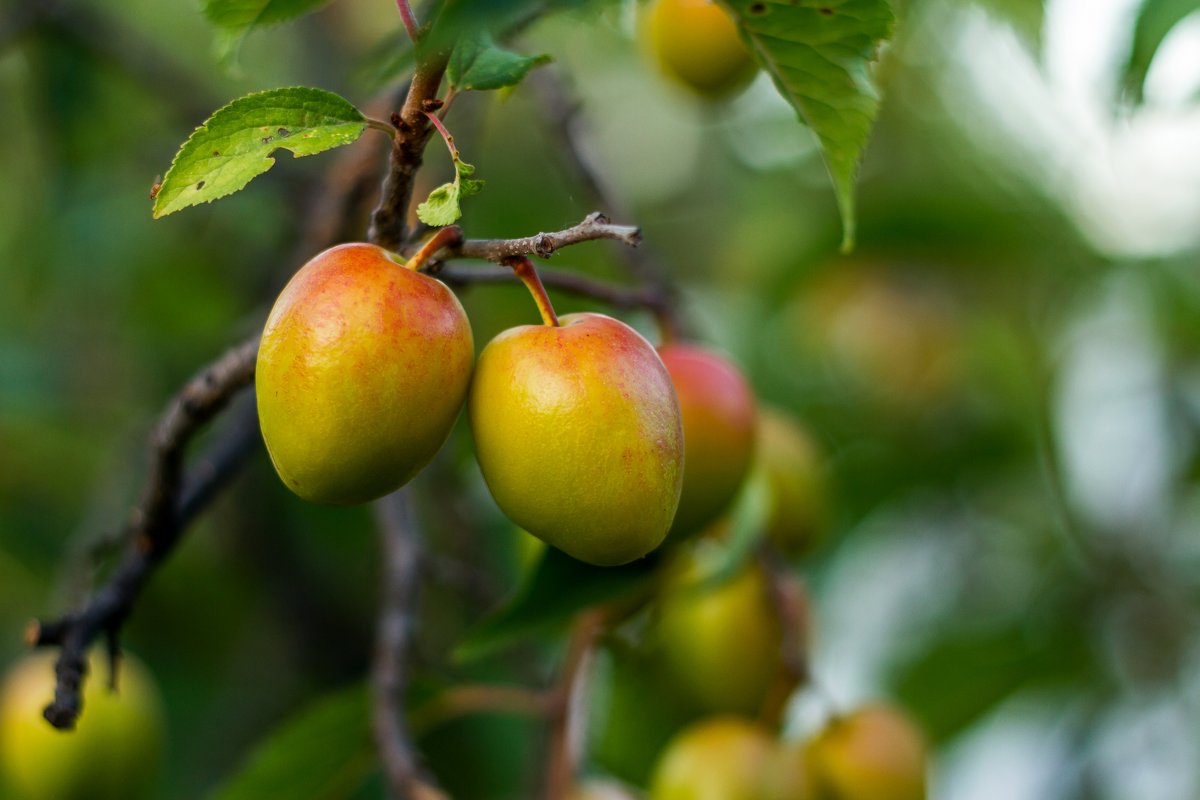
704, 467, 771, 585
202, 0, 334, 63
1121, 0, 1200, 103
203, 0, 334, 33
448, 34, 553, 91
455, 547, 660, 662
153, 87, 367, 218
416, 157, 486, 227
721, 0, 896, 251
209, 683, 374, 800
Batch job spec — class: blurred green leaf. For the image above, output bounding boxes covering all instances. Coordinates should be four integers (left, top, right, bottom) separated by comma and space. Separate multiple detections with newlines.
203, 0, 335, 63
203, 0, 334, 33
1122, 0, 1200, 103
722, 0, 895, 251
455, 547, 660, 662
209, 683, 373, 800
448, 34, 552, 91
706, 467, 771, 586
891, 621, 1095, 742
153, 88, 366, 218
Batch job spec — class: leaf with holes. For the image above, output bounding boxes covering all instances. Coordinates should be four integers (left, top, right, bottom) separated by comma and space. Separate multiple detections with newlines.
721, 0, 895, 251
153, 87, 367, 219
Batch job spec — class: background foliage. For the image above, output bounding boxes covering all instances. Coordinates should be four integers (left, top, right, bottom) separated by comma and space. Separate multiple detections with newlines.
2, 0, 1199, 797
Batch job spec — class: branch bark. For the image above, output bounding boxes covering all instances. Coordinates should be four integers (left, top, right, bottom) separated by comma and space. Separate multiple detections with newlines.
371, 490, 447, 800
29, 337, 259, 729
368, 54, 451, 251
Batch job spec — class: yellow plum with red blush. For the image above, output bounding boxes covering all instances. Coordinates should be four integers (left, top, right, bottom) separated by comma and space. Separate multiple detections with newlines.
256, 243, 473, 505
469, 312, 683, 566
658, 343, 757, 538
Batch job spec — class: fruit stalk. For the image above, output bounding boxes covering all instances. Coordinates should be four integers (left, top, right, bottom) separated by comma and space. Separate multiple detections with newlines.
506, 255, 561, 327
403, 225, 464, 271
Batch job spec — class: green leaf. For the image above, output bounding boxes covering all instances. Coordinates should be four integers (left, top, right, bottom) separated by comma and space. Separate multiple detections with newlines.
203, 0, 334, 32
416, 157, 486, 227
209, 684, 374, 800
1122, 0, 1200, 103
704, 467, 771, 586
153, 87, 367, 218
455, 547, 660, 663
721, 0, 895, 251
448, 34, 552, 91
203, 0, 334, 64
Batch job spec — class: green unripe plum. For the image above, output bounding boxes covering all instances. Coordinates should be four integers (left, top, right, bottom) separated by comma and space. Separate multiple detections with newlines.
0, 651, 164, 800
659, 344, 757, 539
757, 409, 830, 557
654, 543, 782, 715
643, 0, 758, 100
469, 312, 683, 566
649, 717, 775, 800
806, 705, 928, 800
257, 243, 474, 505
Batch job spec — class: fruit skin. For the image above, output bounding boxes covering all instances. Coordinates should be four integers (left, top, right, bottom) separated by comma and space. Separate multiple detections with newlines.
757, 409, 830, 556
649, 717, 775, 800
644, 0, 757, 100
805, 704, 928, 800
256, 243, 473, 505
654, 543, 782, 715
659, 344, 757, 538
469, 312, 683, 566
0, 651, 164, 800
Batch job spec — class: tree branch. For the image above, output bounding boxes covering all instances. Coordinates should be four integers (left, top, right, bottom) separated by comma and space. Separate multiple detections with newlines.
28, 337, 259, 729
530, 71, 685, 337
450, 212, 642, 262
543, 610, 606, 800
758, 549, 811, 730
368, 53, 451, 251
372, 490, 447, 800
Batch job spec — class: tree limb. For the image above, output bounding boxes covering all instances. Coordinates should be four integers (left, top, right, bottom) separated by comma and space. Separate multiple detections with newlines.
28, 337, 259, 729
368, 53, 451, 251
371, 490, 447, 800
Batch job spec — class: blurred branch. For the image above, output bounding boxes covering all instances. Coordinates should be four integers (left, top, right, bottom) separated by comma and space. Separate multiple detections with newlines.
530, 70, 686, 337
544, 610, 606, 800
409, 684, 553, 735
28, 337, 259, 729
371, 490, 448, 800
758, 549, 811, 731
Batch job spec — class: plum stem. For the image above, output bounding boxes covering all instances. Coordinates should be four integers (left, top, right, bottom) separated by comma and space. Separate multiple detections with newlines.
505, 256, 560, 327
396, 0, 420, 43
403, 226, 463, 271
